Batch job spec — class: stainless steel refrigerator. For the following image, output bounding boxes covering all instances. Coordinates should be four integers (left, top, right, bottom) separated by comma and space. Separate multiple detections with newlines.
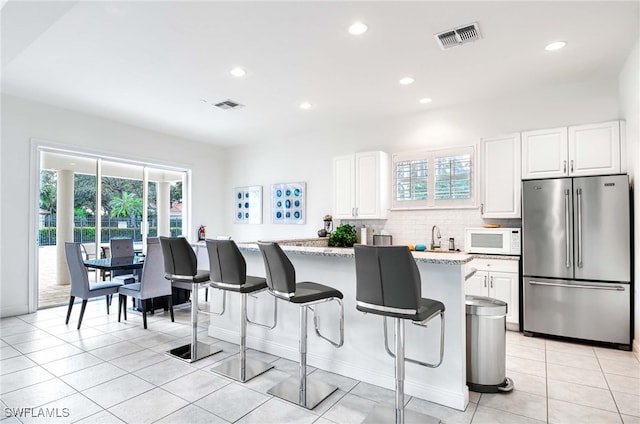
522, 175, 631, 347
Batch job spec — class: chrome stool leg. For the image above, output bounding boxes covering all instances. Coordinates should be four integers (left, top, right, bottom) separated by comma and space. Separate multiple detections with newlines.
210, 292, 274, 382
396, 317, 405, 424
167, 282, 222, 363
364, 318, 441, 424
267, 305, 338, 409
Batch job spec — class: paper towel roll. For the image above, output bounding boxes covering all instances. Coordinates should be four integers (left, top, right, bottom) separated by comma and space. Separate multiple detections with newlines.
360, 227, 368, 245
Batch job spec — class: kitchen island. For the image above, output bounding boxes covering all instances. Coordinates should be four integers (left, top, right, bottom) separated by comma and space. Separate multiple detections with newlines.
201, 243, 473, 411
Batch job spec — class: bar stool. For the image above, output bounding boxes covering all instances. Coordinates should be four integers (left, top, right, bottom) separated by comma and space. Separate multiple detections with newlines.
206, 238, 277, 382
159, 236, 222, 363
258, 242, 344, 410
354, 245, 445, 424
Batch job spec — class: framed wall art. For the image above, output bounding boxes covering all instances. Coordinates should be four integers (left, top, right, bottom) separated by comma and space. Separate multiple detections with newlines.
271, 182, 306, 224
233, 185, 262, 224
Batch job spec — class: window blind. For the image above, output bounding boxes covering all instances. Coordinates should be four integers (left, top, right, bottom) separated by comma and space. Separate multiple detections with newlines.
392, 146, 475, 209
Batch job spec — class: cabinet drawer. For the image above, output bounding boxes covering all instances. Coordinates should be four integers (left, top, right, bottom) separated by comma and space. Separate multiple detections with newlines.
468, 258, 518, 273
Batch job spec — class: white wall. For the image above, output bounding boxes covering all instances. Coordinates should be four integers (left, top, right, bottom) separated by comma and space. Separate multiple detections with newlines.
0, 95, 226, 317
222, 78, 620, 245
0, 74, 627, 318
618, 38, 640, 356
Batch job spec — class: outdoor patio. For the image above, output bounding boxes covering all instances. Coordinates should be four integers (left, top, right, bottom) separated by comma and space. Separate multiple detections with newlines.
38, 245, 70, 308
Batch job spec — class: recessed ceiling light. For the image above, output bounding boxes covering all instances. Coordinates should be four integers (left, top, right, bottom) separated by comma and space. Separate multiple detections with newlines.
300, 102, 312, 110
229, 67, 246, 77
348, 21, 368, 35
545, 41, 567, 51
399, 77, 415, 85
419, 98, 433, 104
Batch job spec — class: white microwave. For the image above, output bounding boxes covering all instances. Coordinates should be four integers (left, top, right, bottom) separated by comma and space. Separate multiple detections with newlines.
464, 227, 521, 255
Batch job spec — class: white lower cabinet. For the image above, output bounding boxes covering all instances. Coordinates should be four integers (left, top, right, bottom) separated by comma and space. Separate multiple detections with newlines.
466, 258, 519, 330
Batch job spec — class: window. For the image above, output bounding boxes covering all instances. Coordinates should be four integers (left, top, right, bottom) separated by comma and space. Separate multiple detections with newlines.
392, 146, 475, 209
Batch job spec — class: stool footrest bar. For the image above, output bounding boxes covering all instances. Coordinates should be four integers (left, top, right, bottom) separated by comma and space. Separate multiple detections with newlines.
383, 312, 445, 368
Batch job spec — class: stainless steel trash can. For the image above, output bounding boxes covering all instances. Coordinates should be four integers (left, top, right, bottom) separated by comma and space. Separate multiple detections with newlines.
465, 295, 513, 393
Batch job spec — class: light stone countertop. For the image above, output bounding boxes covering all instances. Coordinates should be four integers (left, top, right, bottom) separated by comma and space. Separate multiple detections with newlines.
194, 239, 518, 264
236, 242, 474, 265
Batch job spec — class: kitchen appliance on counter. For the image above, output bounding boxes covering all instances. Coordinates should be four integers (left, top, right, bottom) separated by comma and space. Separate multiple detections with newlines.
464, 227, 521, 255
373, 234, 392, 246
522, 175, 631, 348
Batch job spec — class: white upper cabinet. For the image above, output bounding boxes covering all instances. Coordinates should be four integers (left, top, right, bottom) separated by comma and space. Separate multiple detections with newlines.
521, 127, 568, 179
333, 151, 390, 219
333, 155, 356, 218
481, 133, 521, 218
568, 121, 621, 176
522, 121, 623, 179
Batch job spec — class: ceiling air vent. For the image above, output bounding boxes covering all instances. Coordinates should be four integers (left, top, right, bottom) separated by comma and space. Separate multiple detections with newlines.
214, 99, 244, 110
435, 22, 481, 50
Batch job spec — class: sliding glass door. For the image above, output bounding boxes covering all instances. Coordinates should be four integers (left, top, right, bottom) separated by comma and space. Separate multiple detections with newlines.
37, 148, 188, 309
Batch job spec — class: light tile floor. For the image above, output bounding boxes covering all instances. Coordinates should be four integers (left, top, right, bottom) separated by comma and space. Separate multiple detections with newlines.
1, 300, 639, 424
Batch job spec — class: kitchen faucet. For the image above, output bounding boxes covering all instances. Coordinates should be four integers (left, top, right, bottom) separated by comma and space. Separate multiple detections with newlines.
431, 225, 442, 250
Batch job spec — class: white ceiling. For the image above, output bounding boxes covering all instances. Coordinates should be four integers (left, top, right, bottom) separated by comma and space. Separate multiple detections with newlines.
2, 1, 638, 147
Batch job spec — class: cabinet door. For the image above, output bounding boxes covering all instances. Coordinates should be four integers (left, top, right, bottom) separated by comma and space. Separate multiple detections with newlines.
521, 127, 568, 179
354, 151, 390, 219
481, 133, 521, 218
489, 271, 519, 326
568, 121, 620, 176
333, 155, 355, 219
465, 271, 488, 297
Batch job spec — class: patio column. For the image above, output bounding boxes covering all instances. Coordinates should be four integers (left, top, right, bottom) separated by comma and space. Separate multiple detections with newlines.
157, 181, 171, 237
56, 169, 74, 285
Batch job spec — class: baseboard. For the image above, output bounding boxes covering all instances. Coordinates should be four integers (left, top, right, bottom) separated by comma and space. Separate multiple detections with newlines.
506, 323, 519, 332
633, 338, 640, 362
0, 305, 29, 318
210, 326, 468, 410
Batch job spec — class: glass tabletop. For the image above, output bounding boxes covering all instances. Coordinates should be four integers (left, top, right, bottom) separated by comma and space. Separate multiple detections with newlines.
84, 256, 144, 270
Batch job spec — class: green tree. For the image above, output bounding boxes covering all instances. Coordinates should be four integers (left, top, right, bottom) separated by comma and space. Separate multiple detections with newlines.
170, 181, 183, 204
40, 170, 57, 213
102, 177, 143, 216
109, 191, 142, 228
74, 174, 97, 216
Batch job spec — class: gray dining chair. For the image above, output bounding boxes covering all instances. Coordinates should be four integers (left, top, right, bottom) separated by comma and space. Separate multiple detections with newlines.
110, 238, 136, 282
65, 242, 123, 329
118, 237, 174, 329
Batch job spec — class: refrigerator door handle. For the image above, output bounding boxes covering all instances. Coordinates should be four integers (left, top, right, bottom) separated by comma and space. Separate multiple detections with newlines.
528, 280, 626, 291
564, 189, 571, 268
577, 188, 583, 268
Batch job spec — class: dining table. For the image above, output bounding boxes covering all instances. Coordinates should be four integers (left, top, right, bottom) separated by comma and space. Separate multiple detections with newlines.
83, 255, 144, 273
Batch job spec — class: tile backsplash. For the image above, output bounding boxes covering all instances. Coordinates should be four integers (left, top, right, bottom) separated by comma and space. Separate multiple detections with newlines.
340, 209, 521, 249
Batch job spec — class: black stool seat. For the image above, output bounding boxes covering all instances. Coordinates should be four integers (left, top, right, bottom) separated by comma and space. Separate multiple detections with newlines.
210, 275, 267, 293
289, 282, 344, 304
169, 271, 210, 291
357, 297, 444, 321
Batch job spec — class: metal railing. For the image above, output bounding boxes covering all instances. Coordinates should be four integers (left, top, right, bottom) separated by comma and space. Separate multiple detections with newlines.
38, 215, 182, 246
